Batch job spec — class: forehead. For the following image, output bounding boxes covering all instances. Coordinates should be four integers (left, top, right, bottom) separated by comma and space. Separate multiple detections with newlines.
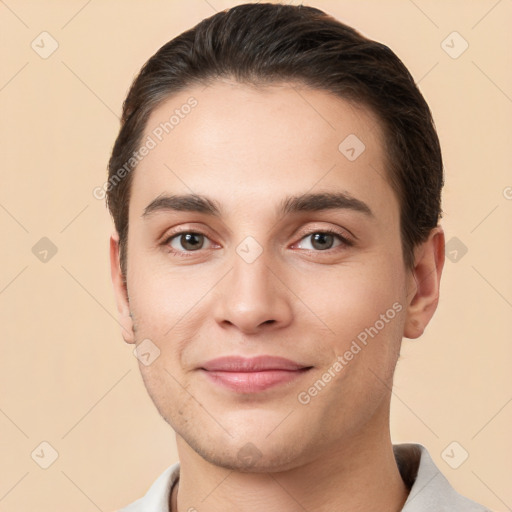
130, 80, 397, 225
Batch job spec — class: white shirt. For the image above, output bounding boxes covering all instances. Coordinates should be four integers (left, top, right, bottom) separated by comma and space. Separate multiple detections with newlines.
117, 443, 490, 511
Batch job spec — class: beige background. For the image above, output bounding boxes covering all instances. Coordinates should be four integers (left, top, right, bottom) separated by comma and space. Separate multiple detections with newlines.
0, 0, 511, 510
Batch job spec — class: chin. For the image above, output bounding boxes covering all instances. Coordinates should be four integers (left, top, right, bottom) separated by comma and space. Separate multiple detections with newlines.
174, 416, 317, 473
200, 441, 305, 473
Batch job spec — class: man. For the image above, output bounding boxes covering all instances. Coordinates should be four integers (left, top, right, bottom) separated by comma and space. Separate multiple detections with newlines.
106, 3, 489, 511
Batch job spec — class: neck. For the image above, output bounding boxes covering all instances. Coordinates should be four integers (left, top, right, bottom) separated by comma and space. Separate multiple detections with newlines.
172, 423, 409, 512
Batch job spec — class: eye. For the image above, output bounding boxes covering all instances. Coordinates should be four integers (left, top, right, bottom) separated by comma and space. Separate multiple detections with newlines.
167, 232, 213, 252
295, 230, 352, 251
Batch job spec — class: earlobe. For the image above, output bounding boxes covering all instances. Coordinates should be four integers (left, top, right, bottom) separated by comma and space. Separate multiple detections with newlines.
403, 226, 445, 340
109, 232, 136, 344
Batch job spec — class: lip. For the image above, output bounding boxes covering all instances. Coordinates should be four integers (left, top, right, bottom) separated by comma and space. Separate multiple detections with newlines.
199, 356, 312, 393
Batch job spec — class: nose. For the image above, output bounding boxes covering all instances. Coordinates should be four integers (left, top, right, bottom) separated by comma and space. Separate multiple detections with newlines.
212, 251, 294, 334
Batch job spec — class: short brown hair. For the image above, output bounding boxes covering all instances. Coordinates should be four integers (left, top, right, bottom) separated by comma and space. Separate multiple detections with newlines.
106, 2, 443, 277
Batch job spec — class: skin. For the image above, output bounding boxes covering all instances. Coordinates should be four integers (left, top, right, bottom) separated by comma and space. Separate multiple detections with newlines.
110, 80, 445, 512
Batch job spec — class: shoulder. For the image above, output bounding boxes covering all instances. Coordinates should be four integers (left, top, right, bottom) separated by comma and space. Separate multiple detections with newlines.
395, 443, 491, 512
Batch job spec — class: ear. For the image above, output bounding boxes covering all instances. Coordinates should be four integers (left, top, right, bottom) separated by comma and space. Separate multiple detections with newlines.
110, 231, 135, 344
403, 225, 445, 339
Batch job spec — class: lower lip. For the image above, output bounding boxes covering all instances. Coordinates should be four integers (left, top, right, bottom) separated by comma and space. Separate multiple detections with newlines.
202, 369, 310, 393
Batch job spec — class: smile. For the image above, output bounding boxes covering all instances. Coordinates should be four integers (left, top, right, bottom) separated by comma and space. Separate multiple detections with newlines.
199, 355, 313, 393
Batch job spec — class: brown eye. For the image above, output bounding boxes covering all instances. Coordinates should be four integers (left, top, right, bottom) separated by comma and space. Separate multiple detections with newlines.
169, 232, 208, 251
296, 231, 348, 251
310, 233, 335, 250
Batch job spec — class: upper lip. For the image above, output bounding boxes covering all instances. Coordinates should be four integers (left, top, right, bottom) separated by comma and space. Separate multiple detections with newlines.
200, 356, 311, 372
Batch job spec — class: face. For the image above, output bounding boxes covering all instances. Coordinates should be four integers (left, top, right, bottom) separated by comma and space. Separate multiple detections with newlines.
110, 80, 441, 472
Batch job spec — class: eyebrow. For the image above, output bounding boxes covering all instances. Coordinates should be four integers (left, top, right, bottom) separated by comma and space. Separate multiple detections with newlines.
279, 192, 374, 218
142, 193, 220, 218
142, 191, 374, 219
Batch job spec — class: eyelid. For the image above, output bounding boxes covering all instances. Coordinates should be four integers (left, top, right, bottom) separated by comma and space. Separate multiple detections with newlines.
160, 223, 212, 243
293, 222, 354, 243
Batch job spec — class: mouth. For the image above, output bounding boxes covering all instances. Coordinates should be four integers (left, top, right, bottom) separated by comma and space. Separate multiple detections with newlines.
199, 355, 313, 393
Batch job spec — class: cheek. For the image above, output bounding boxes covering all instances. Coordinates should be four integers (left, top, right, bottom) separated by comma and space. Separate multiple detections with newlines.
295, 265, 406, 427
138, 356, 198, 434
293, 256, 406, 343
127, 255, 212, 338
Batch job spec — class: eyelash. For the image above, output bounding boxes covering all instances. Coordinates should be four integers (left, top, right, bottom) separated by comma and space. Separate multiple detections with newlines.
161, 228, 354, 258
